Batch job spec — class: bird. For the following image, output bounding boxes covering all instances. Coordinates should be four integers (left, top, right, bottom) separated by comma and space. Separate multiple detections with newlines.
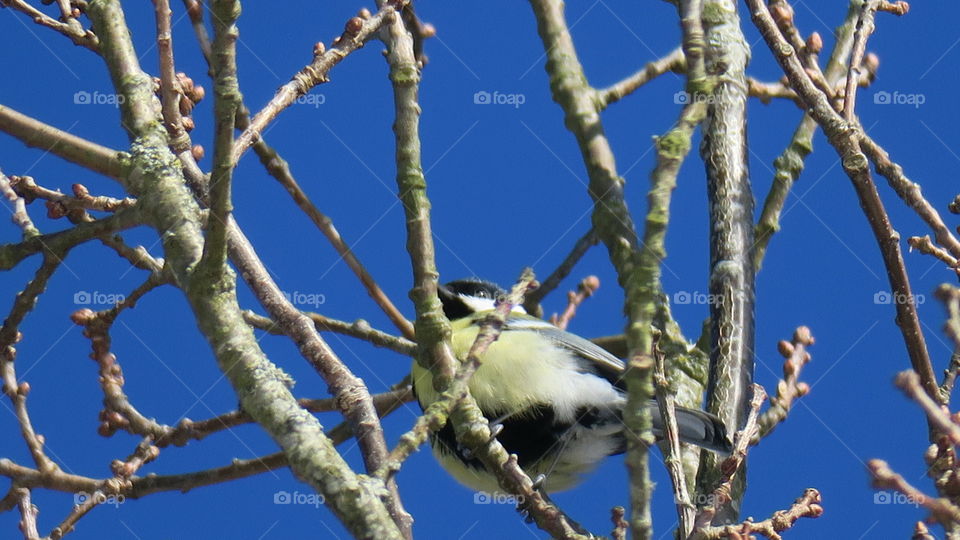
410, 277, 732, 494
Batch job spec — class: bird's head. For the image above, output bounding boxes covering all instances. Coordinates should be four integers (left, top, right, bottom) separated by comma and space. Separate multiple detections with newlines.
438, 278, 522, 320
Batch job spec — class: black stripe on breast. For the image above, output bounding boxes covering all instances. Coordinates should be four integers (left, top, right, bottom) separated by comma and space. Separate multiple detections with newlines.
432, 404, 624, 469
433, 405, 565, 470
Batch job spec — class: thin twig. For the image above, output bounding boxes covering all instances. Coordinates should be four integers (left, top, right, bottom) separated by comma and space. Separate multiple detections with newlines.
550, 275, 599, 330
753, 1, 860, 269
596, 47, 685, 109
895, 370, 960, 445
153, 0, 190, 154
243, 310, 416, 356
0, 0, 99, 50
653, 342, 695, 538
171, 385, 412, 446
0, 171, 39, 239
250, 142, 415, 339
182, 0, 212, 62
860, 134, 960, 262
941, 352, 960, 400
689, 488, 823, 540
181, 1, 413, 339
527, 0, 655, 534
0, 254, 64, 474
15, 488, 39, 540
908, 236, 960, 276
523, 228, 598, 315
611, 506, 628, 540
0, 380, 411, 511
197, 0, 240, 277
10, 176, 136, 216
756, 326, 814, 441
842, 0, 880, 120
88, 1, 403, 536
747, 0, 938, 403
869, 459, 960, 528
232, 4, 404, 164
693, 385, 766, 531
0, 207, 141, 271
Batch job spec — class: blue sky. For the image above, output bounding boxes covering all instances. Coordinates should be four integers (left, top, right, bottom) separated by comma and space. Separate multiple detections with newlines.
1, 1, 959, 538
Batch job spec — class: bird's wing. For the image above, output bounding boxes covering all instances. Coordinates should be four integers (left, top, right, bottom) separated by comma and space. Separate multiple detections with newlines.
503, 315, 626, 387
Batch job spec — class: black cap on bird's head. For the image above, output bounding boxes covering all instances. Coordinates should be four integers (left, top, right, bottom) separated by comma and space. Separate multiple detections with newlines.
438, 278, 507, 320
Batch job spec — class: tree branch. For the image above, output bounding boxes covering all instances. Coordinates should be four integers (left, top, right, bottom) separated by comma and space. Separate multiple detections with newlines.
747, 0, 937, 404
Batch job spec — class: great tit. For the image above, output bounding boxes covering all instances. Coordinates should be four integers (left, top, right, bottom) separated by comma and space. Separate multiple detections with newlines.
411, 278, 731, 494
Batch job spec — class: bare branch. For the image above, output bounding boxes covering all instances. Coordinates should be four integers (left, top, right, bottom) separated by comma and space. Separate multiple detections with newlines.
756, 326, 814, 441
0, 105, 125, 180
15, 488, 39, 540
232, 5, 403, 164
597, 47, 685, 109
550, 275, 600, 330
690, 488, 823, 540
0, 0, 99, 50
694, 385, 766, 530
860, 134, 960, 262
153, 0, 190, 154
251, 140, 415, 340
653, 342, 695, 537
0, 171, 39, 239
87, 0, 403, 535
523, 228, 598, 315
754, 2, 860, 269
895, 370, 960, 445
869, 459, 960, 528
747, 0, 938, 403
243, 310, 416, 357
908, 236, 960, 276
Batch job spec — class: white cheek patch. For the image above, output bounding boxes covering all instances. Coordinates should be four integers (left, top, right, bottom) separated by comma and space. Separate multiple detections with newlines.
459, 294, 527, 314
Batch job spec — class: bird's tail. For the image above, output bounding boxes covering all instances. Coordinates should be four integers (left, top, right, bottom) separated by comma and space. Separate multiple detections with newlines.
650, 404, 732, 454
